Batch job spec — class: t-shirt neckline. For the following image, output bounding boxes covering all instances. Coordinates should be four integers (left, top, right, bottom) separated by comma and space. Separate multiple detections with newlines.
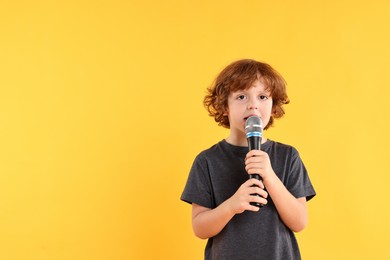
221, 138, 272, 153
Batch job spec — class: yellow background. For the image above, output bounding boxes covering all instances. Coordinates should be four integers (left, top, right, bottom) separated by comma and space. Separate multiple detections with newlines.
1, 0, 389, 259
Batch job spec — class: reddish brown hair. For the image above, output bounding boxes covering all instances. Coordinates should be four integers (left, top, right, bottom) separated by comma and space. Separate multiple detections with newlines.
203, 59, 290, 129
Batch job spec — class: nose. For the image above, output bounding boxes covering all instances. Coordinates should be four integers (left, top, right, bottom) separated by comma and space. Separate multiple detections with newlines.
247, 98, 258, 110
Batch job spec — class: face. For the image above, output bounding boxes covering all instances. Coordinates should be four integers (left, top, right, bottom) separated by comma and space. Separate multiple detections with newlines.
225, 79, 273, 142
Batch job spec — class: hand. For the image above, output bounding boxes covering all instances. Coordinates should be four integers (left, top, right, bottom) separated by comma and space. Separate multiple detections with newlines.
227, 178, 268, 214
245, 150, 276, 182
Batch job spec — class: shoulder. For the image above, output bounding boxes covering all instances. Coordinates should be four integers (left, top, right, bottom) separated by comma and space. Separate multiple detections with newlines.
196, 140, 229, 158
265, 140, 299, 155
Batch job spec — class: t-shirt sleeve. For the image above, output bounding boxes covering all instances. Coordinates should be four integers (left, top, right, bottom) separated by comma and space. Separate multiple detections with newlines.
180, 153, 215, 208
286, 147, 316, 201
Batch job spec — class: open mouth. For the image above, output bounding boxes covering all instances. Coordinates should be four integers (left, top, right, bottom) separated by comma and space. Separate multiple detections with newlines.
244, 115, 258, 121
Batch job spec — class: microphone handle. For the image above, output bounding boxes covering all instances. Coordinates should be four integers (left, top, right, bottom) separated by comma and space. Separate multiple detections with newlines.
249, 174, 264, 208
248, 136, 261, 150
247, 126, 264, 208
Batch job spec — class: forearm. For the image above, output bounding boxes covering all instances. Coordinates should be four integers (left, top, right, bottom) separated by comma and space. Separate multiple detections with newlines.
192, 178, 267, 239
264, 175, 308, 232
192, 200, 236, 239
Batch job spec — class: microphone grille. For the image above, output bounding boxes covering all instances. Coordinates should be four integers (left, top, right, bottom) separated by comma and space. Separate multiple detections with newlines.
245, 116, 263, 135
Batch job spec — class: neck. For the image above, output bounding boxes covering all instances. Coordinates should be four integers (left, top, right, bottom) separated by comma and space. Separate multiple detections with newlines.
225, 135, 267, 147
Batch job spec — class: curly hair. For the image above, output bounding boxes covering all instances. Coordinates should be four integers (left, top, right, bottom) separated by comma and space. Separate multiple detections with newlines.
203, 59, 290, 130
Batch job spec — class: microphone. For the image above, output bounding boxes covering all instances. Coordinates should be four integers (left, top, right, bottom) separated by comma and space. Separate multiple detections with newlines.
245, 115, 265, 208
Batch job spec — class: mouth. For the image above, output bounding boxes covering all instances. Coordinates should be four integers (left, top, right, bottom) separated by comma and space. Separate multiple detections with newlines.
244, 114, 259, 121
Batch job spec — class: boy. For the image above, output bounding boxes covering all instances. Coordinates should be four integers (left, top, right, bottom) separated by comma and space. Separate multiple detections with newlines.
181, 59, 316, 259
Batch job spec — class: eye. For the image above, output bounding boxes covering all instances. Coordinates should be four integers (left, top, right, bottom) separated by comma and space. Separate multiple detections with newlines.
236, 94, 246, 100
259, 95, 268, 100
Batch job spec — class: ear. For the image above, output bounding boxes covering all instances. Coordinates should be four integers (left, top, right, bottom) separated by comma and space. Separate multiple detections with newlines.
223, 107, 229, 116
271, 106, 277, 116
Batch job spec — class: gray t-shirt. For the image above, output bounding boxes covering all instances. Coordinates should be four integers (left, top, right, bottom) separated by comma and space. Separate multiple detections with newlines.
181, 139, 316, 260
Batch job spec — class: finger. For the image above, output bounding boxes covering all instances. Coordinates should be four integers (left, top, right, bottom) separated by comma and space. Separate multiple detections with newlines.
249, 186, 267, 197
245, 150, 264, 160
245, 157, 260, 166
257, 188, 268, 199
248, 190, 268, 202
258, 197, 268, 205
245, 157, 265, 168
251, 194, 268, 205
246, 166, 262, 174
248, 186, 265, 196
245, 154, 258, 162
247, 205, 261, 212
247, 178, 264, 188
251, 195, 268, 206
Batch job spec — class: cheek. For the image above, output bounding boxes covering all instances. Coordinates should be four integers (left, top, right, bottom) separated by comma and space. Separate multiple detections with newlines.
268, 101, 274, 113
263, 102, 273, 113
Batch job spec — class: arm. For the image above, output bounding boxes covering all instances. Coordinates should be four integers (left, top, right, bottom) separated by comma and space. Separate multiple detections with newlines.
263, 176, 308, 232
245, 150, 308, 232
191, 178, 268, 239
